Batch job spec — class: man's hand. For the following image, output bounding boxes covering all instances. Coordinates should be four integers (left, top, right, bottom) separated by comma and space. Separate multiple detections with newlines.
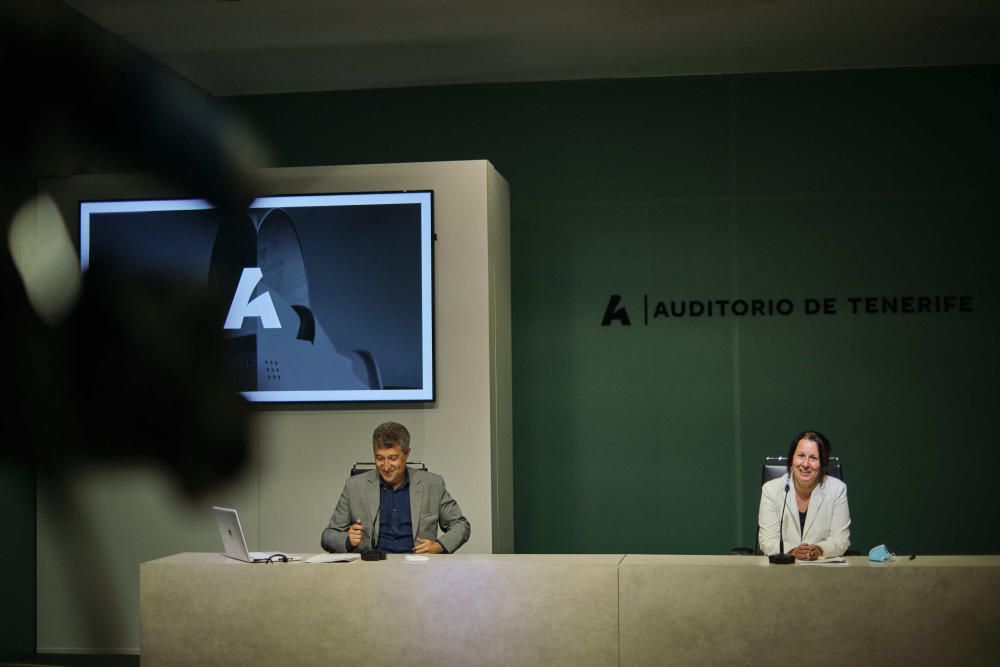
789, 543, 823, 560
348, 519, 364, 548
413, 538, 444, 554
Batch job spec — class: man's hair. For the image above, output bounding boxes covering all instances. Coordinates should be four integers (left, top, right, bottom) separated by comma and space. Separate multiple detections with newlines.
785, 430, 831, 484
372, 421, 410, 453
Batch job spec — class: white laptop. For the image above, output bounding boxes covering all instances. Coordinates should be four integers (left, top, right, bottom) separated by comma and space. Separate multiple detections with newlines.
213, 506, 299, 562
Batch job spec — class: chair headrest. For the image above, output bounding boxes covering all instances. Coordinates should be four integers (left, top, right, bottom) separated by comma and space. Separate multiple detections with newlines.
762, 456, 842, 483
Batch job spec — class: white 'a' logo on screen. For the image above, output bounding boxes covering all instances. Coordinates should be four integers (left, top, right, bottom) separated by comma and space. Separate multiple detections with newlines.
224, 267, 281, 329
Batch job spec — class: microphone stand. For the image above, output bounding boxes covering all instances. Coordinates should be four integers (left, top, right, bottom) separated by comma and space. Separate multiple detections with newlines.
361, 487, 387, 561
769, 477, 795, 564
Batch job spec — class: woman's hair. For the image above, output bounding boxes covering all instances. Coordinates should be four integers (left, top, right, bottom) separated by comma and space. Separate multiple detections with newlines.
785, 430, 831, 484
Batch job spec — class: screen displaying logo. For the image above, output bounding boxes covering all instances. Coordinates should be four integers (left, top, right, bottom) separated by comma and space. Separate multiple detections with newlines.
80, 192, 434, 403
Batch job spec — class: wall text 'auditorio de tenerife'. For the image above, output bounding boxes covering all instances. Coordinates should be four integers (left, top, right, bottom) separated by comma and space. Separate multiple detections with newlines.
600, 294, 976, 326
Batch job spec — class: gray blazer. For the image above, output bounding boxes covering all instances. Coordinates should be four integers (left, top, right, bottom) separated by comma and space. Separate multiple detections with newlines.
321, 468, 471, 554
757, 474, 851, 557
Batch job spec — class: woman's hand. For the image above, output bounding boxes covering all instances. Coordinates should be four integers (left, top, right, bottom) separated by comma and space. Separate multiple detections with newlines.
789, 543, 824, 560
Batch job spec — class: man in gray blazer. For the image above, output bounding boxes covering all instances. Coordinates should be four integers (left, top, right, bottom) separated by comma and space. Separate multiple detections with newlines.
321, 421, 470, 554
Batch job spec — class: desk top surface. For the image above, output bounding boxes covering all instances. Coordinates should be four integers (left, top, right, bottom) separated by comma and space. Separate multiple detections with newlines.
621, 554, 1000, 568
144, 552, 1000, 568
145, 552, 628, 566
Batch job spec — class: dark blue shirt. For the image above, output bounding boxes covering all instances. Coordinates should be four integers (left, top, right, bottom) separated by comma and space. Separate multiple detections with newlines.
376, 474, 414, 553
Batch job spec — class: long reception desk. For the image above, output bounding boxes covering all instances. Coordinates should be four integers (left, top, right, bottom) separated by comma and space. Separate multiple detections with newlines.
141, 553, 1000, 666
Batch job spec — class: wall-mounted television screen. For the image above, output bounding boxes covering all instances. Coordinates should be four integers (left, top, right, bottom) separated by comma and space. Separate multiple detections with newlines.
80, 191, 434, 403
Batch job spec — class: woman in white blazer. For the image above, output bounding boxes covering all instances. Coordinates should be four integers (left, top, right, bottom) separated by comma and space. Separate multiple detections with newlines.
758, 430, 851, 559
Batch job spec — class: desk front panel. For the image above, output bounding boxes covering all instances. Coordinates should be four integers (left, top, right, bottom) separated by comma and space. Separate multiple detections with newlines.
141, 553, 622, 667
619, 555, 1000, 667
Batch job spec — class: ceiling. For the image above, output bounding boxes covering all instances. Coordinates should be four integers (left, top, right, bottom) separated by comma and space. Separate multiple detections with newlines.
64, 0, 1000, 96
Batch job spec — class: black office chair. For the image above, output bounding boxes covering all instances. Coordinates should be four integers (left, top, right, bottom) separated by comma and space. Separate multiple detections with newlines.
351, 460, 427, 476
730, 456, 843, 555
762, 455, 842, 484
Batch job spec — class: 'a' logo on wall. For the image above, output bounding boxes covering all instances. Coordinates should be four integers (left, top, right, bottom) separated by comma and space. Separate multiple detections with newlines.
601, 294, 631, 326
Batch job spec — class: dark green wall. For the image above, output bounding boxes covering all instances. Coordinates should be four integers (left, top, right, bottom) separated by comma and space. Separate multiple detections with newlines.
4, 65, 996, 660
0, 460, 34, 659
229, 66, 999, 556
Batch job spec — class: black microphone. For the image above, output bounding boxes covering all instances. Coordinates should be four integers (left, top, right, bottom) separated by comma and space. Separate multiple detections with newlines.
361, 484, 387, 561
769, 476, 795, 564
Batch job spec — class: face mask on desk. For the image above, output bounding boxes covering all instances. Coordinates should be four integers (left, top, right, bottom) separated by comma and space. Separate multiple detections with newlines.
868, 544, 896, 562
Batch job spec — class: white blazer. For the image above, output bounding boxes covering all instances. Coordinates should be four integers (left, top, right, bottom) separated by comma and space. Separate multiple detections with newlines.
757, 473, 851, 557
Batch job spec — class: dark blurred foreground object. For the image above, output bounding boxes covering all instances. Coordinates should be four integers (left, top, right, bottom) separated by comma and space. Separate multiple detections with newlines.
1, 0, 261, 219
1, 0, 266, 493
15, 268, 252, 494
